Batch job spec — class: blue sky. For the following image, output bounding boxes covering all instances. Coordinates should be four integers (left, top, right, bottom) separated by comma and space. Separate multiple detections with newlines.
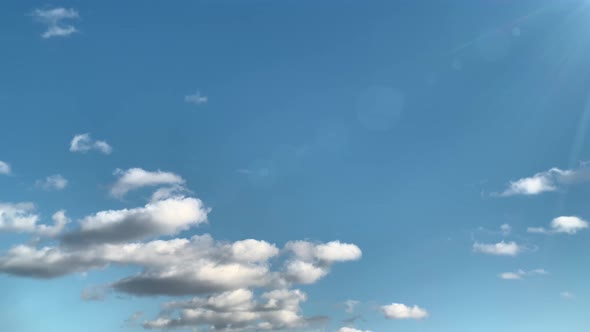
2, 0, 590, 331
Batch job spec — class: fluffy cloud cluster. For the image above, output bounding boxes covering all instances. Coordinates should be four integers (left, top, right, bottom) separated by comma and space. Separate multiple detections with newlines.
70, 133, 112, 155
143, 288, 310, 330
381, 303, 428, 320
0, 176, 362, 331
32, 7, 79, 39
496, 165, 590, 196
528, 216, 588, 235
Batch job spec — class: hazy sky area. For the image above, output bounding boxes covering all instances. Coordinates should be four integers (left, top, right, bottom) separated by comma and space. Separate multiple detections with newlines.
1, 1, 590, 331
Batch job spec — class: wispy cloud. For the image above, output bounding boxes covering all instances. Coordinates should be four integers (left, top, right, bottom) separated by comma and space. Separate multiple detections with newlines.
36, 174, 68, 191
32, 7, 79, 39
184, 91, 208, 105
560, 291, 575, 300
0, 161, 11, 175
494, 164, 590, 197
344, 299, 360, 314
527, 216, 588, 235
69, 133, 112, 154
499, 268, 548, 280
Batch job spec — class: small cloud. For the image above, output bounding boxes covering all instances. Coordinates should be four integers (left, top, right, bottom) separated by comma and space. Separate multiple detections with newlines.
80, 285, 109, 301
494, 165, 590, 197
528, 216, 588, 235
499, 271, 523, 280
110, 168, 185, 198
0, 160, 10, 175
500, 224, 511, 236
560, 291, 575, 300
344, 299, 360, 314
381, 303, 428, 320
32, 7, 79, 39
184, 91, 208, 105
70, 133, 112, 154
473, 241, 523, 256
36, 174, 68, 191
337, 327, 372, 332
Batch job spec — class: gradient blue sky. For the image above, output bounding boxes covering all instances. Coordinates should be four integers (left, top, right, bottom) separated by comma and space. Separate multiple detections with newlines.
2, 1, 590, 331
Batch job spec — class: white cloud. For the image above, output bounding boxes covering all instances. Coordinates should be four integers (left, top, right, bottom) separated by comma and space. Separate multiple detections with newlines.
381, 303, 428, 320
0, 202, 39, 233
527, 216, 588, 235
70, 133, 112, 154
496, 165, 590, 196
61, 196, 209, 246
283, 241, 362, 284
499, 271, 523, 280
560, 291, 575, 300
110, 168, 185, 198
285, 241, 362, 263
344, 299, 360, 314
32, 7, 79, 39
0, 161, 11, 175
499, 268, 547, 280
36, 174, 68, 191
337, 327, 372, 332
284, 260, 328, 284
0, 204, 69, 237
185, 91, 208, 105
473, 241, 522, 256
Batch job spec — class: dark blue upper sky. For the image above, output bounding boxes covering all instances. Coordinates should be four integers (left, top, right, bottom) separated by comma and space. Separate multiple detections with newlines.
1, 1, 590, 331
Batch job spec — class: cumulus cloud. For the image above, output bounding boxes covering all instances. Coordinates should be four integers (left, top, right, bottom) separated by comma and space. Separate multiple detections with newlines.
184, 91, 208, 105
32, 7, 79, 39
499, 268, 547, 280
110, 168, 185, 198
70, 133, 112, 154
61, 196, 209, 246
495, 165, 590, 196
36, 174, 68, 191
527, 216, 588, 235
473, 241, 523, 256
0, 161, 11, 175
381, 303, 428, 320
